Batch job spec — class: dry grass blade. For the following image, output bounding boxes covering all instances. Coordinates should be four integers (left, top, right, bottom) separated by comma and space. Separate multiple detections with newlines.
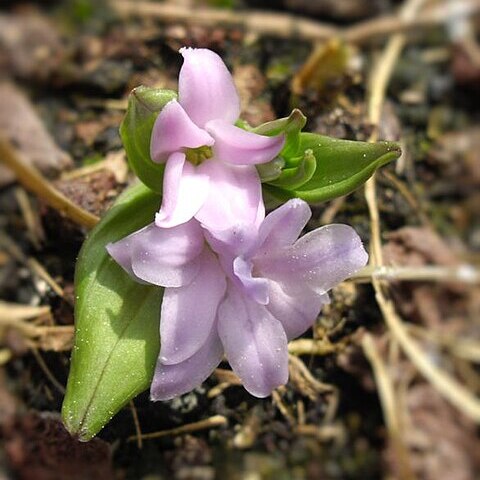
350, 264, 480, 284
0, 301, 50, 321
129, 400, 143, 449
128, 415, 228, 442
362, 334, 416, 480
111, 0, 480, 44
288, 338, 339, 356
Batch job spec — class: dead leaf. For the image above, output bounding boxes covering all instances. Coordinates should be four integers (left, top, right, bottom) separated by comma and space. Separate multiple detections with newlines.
386, 383, 480, 480
0, 83, 72, 187
0, 12, 64, 80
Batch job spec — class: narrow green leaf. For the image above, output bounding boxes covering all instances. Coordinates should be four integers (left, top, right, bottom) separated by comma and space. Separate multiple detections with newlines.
264, 133, 401, 203
120, 86, 177, 193
62, 183, 163, 441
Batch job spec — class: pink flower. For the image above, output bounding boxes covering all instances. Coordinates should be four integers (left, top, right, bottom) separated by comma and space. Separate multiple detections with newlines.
150, 48, 285, 230
107, 199, 368, 399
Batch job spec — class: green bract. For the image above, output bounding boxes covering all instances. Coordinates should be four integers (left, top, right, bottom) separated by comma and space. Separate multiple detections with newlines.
62, 183, 163, 441
120, 86, 177, 193
264, 133, 401, 202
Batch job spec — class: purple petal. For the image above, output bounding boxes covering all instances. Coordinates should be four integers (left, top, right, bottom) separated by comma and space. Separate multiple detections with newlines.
266, 280, 329, 340
233, 257, 269, 305
204, 223, 258, 259
107, 237, 144, 283
254, 224, 368, 295
217, 284, 288, 397
150, 100, 214, 163
107, 220, 204, 287
195, 159, 264, 230
253, 198, 311, 257
160, 249, 227, 364
156, 152, 210, 228
150, 323, 223, 401
178, 47, 240, 127
206, 120, 285, 165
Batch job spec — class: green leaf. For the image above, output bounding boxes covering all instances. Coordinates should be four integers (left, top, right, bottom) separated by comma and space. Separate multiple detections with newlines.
264, 133, 401, 203
120, 86, 177, 193
268, 148, 316, 190
253, 108, 306, 159
62, 183, 163, 441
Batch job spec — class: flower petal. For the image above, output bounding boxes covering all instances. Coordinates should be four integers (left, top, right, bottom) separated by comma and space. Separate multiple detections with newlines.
106, 236, 145, 284
233, 257, 269, 305
160, 249, 227, 364
156, 152, 210, 228
107, 220, 204, 287
150, 323, 223, 401
217, 283, 288, 397
254, 198, 311, 256
206, 119, 285, 165
150, 100, 214, 163
178, 47, 240, 127
195, 159, 264, 230
266, 280, 329, 340
254, 224, 369, 295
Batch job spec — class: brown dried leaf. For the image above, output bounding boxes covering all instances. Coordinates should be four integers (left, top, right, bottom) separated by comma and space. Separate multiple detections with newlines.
386, 383, 480, 480
0, 83, 72, 187
0, 12, 63, 80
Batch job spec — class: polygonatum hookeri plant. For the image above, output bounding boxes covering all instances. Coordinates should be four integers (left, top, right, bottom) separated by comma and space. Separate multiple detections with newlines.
61, 48, 401, 440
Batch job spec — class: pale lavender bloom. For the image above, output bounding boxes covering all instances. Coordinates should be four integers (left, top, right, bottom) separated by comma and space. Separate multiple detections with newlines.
150, 48, 285, 230
107, 199, 368, 399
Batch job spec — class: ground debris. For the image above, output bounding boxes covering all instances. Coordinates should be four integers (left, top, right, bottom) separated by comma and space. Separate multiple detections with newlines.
0, 11, 64, 81
383, 226, 480, 330
1, 412, 114, 480
0, 83, 72, 188
385, 383, 480, 480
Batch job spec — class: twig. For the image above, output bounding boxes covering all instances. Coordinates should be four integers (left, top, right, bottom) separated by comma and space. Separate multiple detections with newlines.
27, 257, 64, 298
361, 333, 415, 480
14, 187, 45, 249
127, 415, 227, 442
406, 324, 480, 363
129, 400, 143, 449
320, 196, 346, 225
0, 136, 99, 229
31, 347, 66, 394
380, 170, 433, 228
350, 264, 480, 284
112, 0, 337, 42
288, 338, 339, 356
272, 390, 296, 426
362, 334, 399, 433
361, 1, 426, 475
343, 0, 480, 44
364, 0, 426, 264
0, 301, 50, 321
110, 0, 480, 45
0, 232, 64, 298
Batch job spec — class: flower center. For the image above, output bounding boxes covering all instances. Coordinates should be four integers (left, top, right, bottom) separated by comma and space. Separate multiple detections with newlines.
185, 145, 213, 166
